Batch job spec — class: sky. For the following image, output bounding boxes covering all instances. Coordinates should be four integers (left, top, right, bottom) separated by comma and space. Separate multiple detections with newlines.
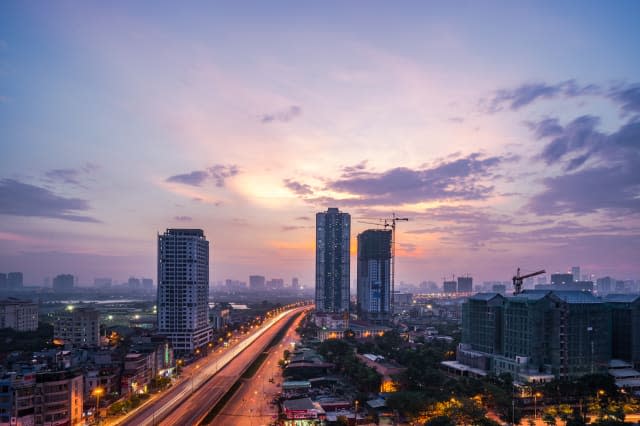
1, 1, 639, 287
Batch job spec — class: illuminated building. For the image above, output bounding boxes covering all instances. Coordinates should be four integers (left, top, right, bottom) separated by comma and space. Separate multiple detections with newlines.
315, 208, 350, 314
157, 228, 213, 354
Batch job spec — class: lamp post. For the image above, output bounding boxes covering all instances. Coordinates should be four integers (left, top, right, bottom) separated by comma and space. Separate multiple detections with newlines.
534, 392, 542, 421
92, 387, 104, 424
354, 400, 359, 424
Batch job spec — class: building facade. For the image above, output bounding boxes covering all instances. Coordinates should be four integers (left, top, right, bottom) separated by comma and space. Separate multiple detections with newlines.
315, 208, 350, 314
0, 298, 38, 331
34, 370, 83, 426
605, 294, 640, 369
454, 290, 613, 383
53, 307, 100, 347
157, 228, 212, 353
356, 229, 392, 325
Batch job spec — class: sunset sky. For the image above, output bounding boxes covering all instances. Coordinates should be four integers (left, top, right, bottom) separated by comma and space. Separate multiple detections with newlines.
1, 1, 639, 286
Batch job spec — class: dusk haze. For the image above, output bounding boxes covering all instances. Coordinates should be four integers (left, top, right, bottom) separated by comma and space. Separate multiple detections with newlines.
1, 2, 639, 286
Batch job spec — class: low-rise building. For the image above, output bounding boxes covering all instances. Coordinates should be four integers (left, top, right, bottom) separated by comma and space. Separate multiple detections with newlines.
34, 369, 83, 426
0, 298, 38, 332
53, 307, 100, 348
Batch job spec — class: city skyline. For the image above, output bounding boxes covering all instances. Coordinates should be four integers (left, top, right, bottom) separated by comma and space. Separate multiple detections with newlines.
1, 2, 640, 285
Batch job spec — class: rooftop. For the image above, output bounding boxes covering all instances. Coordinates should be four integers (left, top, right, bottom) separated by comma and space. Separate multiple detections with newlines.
605, 294, 640, 303
469, 292, 503, 301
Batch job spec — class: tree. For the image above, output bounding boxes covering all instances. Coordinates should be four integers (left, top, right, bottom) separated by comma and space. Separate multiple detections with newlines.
386, 391, 430, 419
424, 416, 455, 426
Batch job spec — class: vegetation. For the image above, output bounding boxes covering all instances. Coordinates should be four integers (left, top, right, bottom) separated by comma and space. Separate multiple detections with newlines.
106, 393, 150, 416
317, 339, 381, 393
0, 323, 54, 354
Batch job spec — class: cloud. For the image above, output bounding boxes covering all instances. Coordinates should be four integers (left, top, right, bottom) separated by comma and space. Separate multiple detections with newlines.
44, 163, 99, 187
45, 168, 82, 185
260, 105, 302, 123
609, 84, 640, 115
526, 116, 640, 215
486, 80, 640, 116
208, 164, 239, 187
283, 179, 313, 196
315, 153, 506, 206
486, 80, 600, 112
174, 215, 192, 222
166, 170, 209, 186
0, 179, 99, 222
166, 164, 239, 187
295, 216, 311, 221
281, 225, 310, 232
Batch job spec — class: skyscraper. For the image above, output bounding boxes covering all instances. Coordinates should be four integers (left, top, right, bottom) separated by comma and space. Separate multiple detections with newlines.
315, 208, 350, 313
357, 229, 392, 324
157, 228, 212, 353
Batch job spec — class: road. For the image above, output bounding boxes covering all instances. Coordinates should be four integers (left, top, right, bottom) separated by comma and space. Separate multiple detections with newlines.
214, 311, 306, 426
111, 306, 308, 426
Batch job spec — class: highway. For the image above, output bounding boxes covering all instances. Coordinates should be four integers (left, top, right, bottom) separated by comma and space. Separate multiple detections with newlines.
215, 311, 306, 425
112, 306, 308, 426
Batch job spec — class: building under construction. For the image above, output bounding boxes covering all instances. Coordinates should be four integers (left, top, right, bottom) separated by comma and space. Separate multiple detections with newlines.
451, 289, 615, 383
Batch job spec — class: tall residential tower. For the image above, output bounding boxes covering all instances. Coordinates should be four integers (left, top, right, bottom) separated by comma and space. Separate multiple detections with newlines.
357, 229, 392, 324
315, 208, 350, 313
157, 228, 212, 353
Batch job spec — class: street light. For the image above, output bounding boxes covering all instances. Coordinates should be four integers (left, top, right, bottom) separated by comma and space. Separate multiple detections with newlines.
534, 392, 542, 420
355, 400, 359, 424
92, 387, 104, 423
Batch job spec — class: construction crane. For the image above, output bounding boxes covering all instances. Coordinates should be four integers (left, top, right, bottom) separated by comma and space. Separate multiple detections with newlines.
358, 213, 409, 315
512, 267, 546, 295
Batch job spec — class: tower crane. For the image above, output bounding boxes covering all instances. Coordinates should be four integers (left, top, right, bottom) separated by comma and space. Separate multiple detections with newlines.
512, 267, 546, 295
358, 213, 409, 315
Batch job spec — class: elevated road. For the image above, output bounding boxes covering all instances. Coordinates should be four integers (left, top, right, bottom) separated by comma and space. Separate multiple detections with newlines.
215, 311, 305, 425
113, 306, 308, 426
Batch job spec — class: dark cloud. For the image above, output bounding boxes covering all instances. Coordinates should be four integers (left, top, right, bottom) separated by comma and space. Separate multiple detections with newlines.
526, 116, 640, 215
609, 84, 640, 115
341, 161, 369, 178
166, 164, 239, 187
45, 168, 82, 185
281, 225, 310, 232
283, 179, 313, 196
0, 179, 99, 222
316, 153, 505, 206
486, 80, 600, 112
487, 80, 640, 116
295, 216, 311, 221
260, 105, 302, 123
174, 216, 192, 222
529, 115, 604, 168
528, 166, 640, 215
208, 164, 239, 187
44, 163, 99, 186
166, 170, 209, 186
